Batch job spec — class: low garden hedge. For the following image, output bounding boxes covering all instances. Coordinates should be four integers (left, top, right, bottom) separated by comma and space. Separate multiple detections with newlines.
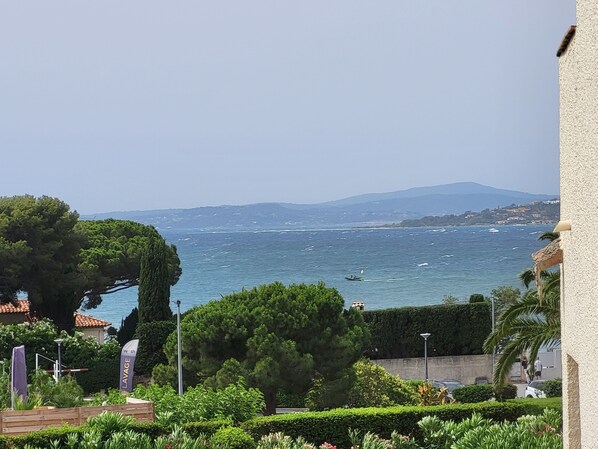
183, 419, 236, 438
241, 401, 527, 448
511, 397, 562, 415
0, 419, 233, 449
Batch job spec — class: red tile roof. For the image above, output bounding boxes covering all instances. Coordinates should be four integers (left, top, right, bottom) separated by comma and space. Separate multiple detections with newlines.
0, 300, 30, 313
74, 312, 111, 328
0, 300, 111, 328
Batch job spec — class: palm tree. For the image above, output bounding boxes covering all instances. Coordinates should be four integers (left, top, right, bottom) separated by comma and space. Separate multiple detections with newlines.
484, 231, 561, 385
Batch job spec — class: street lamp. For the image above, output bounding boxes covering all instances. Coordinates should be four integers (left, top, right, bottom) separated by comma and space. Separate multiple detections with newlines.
420, 333, 431, 382
54, 339, 64, 380
175, 300, 183, 396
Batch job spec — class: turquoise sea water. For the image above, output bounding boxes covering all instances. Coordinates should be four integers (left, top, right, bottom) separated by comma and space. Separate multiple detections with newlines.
91, 224, 552, 327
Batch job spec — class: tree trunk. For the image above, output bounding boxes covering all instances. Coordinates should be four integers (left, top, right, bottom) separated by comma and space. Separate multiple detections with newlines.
263, 388, 277, 416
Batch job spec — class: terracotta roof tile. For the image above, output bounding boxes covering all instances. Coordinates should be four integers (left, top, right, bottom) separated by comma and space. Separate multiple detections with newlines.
0, 300, 30, 313
0, 300, 111, 328
74, 312, 111, 328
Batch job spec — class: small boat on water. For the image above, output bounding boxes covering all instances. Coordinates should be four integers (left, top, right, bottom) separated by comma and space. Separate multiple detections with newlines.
345, 274, 363, 281
345, 270, 364, 281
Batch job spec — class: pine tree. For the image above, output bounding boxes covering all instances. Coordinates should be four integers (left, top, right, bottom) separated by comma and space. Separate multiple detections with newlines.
138, 237, 172, 323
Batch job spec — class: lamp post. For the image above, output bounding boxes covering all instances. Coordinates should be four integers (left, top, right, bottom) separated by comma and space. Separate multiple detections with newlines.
54, 339, 64, 380
176, 300, 183, 396
420, 333, 431, 382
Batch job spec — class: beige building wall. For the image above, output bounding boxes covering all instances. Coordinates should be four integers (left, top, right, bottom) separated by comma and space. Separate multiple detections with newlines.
78, 327, 106, 344
559, 2, 598, 447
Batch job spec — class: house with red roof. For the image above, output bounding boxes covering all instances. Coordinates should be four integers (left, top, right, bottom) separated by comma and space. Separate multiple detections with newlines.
0, 300, 111, 344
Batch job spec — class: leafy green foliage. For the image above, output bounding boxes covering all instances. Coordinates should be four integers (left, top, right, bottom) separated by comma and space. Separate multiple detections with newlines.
117, 307, 138, 346
468, 294, 485, 303
275, 390, 306, 408
417, 384, 453, 406
363, 303, 491, 359
134, 320, 175, 375
131, 381, 264, 425
0, 194, 182, 331
484, 273, 560, 385
493, 383, 517, 401
241, 402, 527, 448
0, 321, 120, 394
419, 409, 563, 449
44, 376, 84, 408
452, 385, 494, 403
155, 425, 211, 449
87, 410, 135, 435
0, 362, 10, 410
542, 378, 562, 398
0, 195, 83, 330
338, 359, 416, 408
256, 432, 311, 449
166, 282, 369, 414
203, 359, 248, 390
211, 427, 256, 449
138, 237, 173, 323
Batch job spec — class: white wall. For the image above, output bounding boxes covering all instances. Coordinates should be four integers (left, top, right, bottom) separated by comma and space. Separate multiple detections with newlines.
559, 2, 598, 446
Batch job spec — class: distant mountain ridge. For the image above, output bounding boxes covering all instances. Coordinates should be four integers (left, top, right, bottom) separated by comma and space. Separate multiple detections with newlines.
83, 182, 557, 231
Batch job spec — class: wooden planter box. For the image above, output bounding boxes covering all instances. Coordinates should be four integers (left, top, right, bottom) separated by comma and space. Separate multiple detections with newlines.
0, 398, 154, 436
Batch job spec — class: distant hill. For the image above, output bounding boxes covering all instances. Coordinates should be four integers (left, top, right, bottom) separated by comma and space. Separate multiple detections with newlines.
397, 199, 560, 228
82, 182, 557, 231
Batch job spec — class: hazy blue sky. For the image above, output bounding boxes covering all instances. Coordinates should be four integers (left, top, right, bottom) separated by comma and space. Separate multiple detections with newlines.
1, 1, 575, 214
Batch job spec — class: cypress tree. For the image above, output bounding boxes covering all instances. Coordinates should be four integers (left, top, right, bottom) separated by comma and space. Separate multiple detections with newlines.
138, 237, 172, 323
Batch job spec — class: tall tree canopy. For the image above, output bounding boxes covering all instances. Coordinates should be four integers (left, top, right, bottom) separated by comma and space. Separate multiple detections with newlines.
138, 236, 173, 323
0, 195, 181, 331
161, 282, 369, 415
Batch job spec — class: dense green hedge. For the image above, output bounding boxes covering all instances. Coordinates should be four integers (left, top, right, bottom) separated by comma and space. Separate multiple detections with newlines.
241, 402, 525, 447
511, 397, 562, 415
452, 384, 494, 403
363, 302, 491, 359
183, 420, 237, 438
0, 401, 560, 449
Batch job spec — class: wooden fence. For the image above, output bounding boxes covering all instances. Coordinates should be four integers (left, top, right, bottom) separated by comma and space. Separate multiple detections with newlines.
0, 398, 154, 436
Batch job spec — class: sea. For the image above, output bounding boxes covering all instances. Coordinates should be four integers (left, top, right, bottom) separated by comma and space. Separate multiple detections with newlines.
91, 224, 553, 328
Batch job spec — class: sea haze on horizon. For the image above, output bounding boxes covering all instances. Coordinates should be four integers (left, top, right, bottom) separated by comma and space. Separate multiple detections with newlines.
91, 224, 552, 327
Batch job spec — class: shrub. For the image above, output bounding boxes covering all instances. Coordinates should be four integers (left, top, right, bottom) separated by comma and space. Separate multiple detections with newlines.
276, 390, 306, 408
87, 410, 135, 435
211, 427, 256, 449
241, 402, 527, 448
542, 378, 562, 398
184, 420, 236, 438
131, 381, 264, 425
417, 383, 453, 406
152, 362, 178, 388
305, 370, 355, 411
49, 376, 84, 408
347, 359, 417, 408
513, 397, 562, 415
419, 409, 563, 449
155, 426, 211, 449
404, 380, 426, 396
494, 383, 517, 401
469, 294, 486, 303
452, 384, 494, 403
134, 320, 176, 375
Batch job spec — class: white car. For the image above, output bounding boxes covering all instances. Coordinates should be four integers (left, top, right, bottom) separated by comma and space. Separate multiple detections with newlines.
525, 380, 546, 398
